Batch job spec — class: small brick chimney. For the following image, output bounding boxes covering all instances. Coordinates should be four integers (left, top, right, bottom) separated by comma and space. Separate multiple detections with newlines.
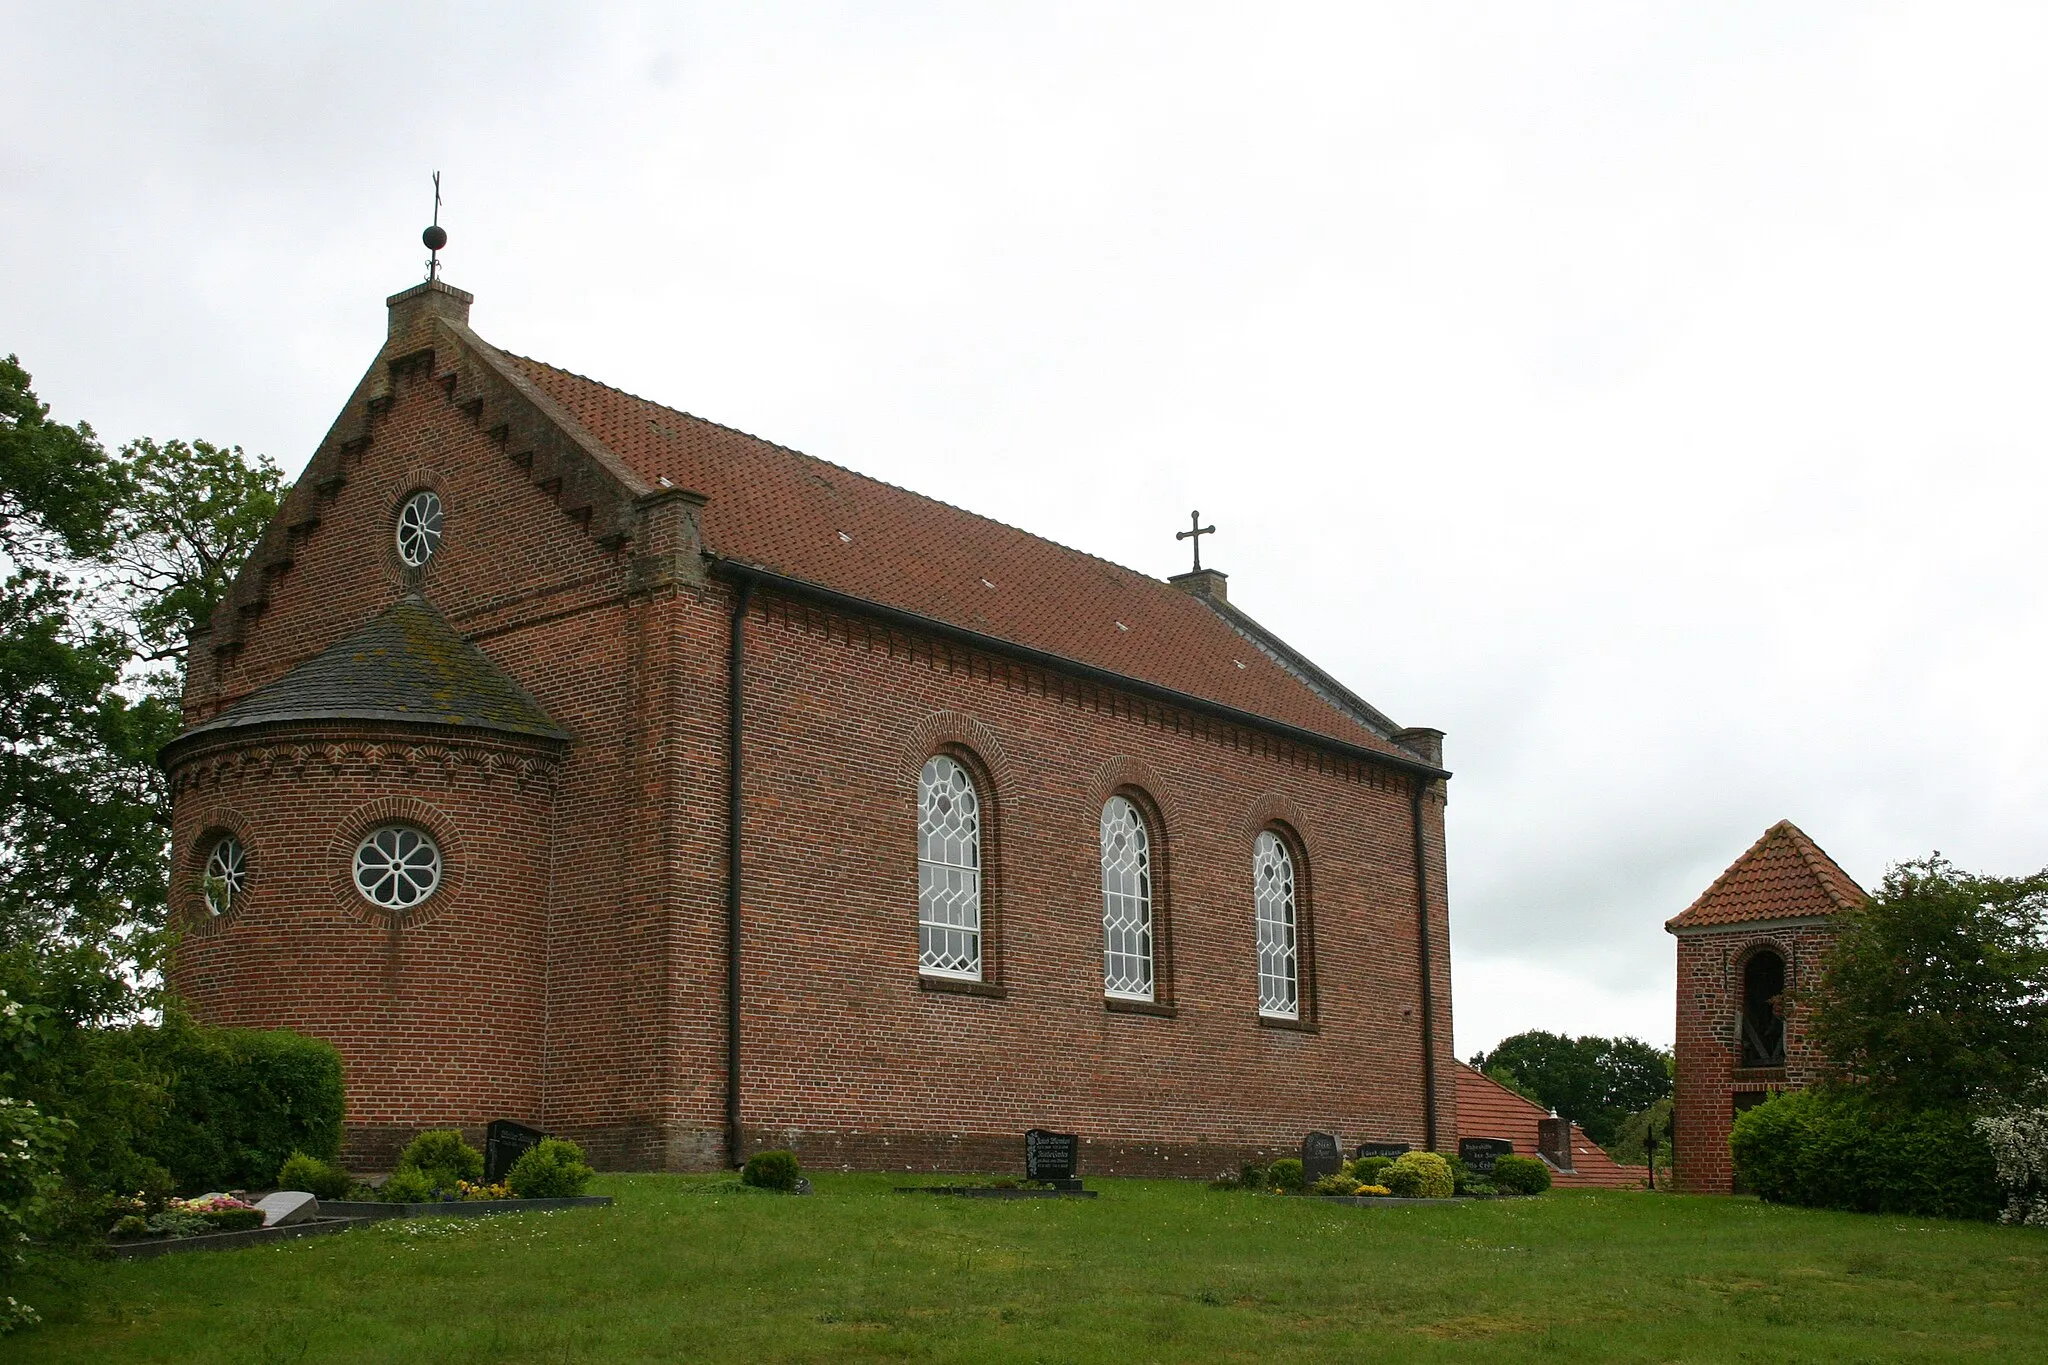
1169, 568, 1228, 603
387, 279, 473, 341
1537, 1116, 1574, 1171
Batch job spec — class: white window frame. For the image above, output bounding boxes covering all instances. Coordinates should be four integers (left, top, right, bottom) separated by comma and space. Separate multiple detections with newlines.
203, 835, 248, 917
1253, 830, 1299, 1019
354, 824, 443, 910
1100, 796, 1155, 1001
917, 755, 983, 979
396, 490, 444, 567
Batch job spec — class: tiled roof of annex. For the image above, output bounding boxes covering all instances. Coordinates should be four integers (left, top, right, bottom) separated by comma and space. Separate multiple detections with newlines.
1453, 1063, 1645, 1190
1665, 820, 1865, 932
504, 353, 1426, 761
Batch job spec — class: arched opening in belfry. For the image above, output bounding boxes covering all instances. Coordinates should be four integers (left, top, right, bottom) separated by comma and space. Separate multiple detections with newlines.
1738, 949, 1787, 1068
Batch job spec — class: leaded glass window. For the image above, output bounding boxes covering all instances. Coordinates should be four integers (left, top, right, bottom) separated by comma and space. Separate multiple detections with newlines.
203, 835, 247, 917
354, 825, 442, 909
1101, 796, 1154, 1000
917, 755, 982, 978
1253, 830, 1298, 1018
396, 490, 444, 567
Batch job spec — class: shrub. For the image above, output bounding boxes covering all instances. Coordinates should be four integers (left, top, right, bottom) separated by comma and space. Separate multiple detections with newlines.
741, 1149, 800, 1192
397, 1130, 484, 1191
1444, 1153, 1472, 1195
141, 1024, 345, 1192
109, 1214, 150, 1241
507, 1139, 594, 1199
1977, 1103, 2048, 1226
379, 1167, 435, 1203
1346, 1155, 1394, 1185
1266, 1158, 1305, 1193
1490, 1154, 1552, 1195
1730, 1086, 1999, 1219
1383, 1152, 1454, 1199
276, 1151, 351, 1201
1310, 1172, 1362, 1196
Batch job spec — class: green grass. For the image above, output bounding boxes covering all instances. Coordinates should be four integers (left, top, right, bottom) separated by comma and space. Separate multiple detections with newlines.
11, 1175, 2046, 1362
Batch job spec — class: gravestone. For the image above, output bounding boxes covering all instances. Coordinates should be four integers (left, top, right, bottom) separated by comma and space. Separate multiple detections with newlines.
485, 1119, 547, 1184
1025, 1128, 1079, 1188
1301, 1131, 1343, 1185
1355, 1141, 1411, 1161
256, 1191, 318, 1227
1458, 1137, 1515, 1176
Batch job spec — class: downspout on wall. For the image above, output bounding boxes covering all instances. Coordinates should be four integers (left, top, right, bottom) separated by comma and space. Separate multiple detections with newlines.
1411, 776, 1438, 1152
726, 575, 756, 1169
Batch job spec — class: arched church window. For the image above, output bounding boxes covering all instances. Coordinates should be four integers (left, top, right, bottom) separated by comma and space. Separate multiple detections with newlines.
917, 755, 982, 979
1253, 830, 1298, 1018
1100, 796, 1154, 1000
1738, 949, 1787, 1068
202, 835, 247, 917
396, 490, 444, 567
354, 824, 442, 910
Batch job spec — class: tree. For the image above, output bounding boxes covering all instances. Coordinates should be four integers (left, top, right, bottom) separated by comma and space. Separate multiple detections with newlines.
1471, 1031, 1673, 1147
0, 355, 122, 562
1810, 855, 2048, 1111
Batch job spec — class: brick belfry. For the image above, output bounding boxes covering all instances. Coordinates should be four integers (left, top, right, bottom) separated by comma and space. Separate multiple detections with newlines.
163, 237, 1459, 1174
1665, 821, 1864, 1193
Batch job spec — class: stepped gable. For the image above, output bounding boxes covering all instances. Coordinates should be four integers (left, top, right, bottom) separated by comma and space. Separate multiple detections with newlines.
1453, 1062, 1645, 1190
1665, 820, 1864, 932
171, 595, 568, 751
503, 354, 1429, 763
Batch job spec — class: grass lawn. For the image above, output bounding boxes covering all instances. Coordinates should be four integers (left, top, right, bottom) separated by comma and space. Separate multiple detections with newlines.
11, 1174, 2045, 1363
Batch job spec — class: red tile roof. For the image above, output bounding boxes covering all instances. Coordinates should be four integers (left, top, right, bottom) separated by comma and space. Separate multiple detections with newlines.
1665, 820, 1865, 932
1453, 1062, 1646, 1190
503, 353, 1425, 761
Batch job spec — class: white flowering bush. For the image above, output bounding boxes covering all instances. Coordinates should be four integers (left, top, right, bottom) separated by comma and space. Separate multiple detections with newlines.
1, 988, 72, 1336
1977, 1104, 2048, 1227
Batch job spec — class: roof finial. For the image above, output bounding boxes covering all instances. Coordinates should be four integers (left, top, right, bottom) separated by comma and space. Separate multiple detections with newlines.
1176, 510, 1216, 572
422, 171, 447, 282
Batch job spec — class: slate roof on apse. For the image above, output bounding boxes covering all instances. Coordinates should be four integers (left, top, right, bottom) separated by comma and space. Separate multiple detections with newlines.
1453, 1063, 1646, 1190
179, 595, 568, 744
1665, 820, 1866, 932
503, 353, 1425, 761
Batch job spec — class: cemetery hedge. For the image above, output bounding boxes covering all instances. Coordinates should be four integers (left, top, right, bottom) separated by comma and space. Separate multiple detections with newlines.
139, 1026, 344, 1193
1729, 1086, 2000, 1220
9, 1174, 2048, 1362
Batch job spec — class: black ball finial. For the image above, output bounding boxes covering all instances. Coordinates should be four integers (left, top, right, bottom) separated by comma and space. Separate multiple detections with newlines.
422, 224, 448, 252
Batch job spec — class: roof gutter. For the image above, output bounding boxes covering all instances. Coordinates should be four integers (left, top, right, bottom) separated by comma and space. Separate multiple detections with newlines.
709, 560, 1450, 784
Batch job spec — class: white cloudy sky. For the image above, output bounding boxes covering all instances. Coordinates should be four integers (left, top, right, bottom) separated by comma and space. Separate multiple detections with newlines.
8, 3, 2046, 1055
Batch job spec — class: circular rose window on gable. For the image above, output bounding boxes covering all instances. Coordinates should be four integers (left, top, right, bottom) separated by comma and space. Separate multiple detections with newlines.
353, 825, 442, 909
395, 490, 444, 567
203, 835, 247, 917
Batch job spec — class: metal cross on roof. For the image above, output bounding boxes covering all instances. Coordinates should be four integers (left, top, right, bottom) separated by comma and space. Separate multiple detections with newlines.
423, 171, 447, 282
1176, 510, 1216, 572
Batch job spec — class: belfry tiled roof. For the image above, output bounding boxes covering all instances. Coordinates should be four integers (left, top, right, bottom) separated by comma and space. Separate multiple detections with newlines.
178, 595, 567, 745
503, 354, 1427, 762
1452, 1063, 1645, 1190
1664, 820, 1864, 932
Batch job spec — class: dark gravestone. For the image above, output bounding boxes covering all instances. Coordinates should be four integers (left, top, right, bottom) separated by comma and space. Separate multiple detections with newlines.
485, 1119, 547, 1184
1301, 1131, 1343, 1186
1355, 1141, 1411, 1161
1025, 1129, 1078, 1186
1458, 1137, 1514, 1176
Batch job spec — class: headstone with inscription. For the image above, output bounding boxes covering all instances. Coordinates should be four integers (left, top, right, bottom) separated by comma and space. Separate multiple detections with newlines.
1301, 1131, 1344, 1186
1025, 1128, 1079, 1188
1458, 1137, 1515, 1176
485, 1119, 548, 1184
1355, 1141, 1411, 1161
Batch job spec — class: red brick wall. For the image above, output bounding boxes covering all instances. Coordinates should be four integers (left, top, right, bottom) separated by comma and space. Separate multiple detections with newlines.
1671, 921, 1837, 1193
172, 322, 1460, 1175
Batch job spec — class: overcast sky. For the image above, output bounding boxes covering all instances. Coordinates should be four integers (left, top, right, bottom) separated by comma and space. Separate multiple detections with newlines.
8, 3, 2045, 1056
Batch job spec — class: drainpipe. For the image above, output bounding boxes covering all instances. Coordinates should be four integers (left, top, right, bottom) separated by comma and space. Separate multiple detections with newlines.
1412, 776, 1438, 1152
726, 574, 755, 1168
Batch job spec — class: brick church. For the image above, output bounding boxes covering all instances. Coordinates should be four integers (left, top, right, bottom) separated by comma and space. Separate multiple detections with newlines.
163, 276, 1458, 1173
1666, 820, 1864, 1192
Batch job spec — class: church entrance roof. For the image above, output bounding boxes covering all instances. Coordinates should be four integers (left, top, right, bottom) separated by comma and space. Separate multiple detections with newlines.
170, 595, 568, 751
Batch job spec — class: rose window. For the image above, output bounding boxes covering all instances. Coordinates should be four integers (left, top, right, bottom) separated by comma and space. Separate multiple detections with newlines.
203, 836, 247, 917
395, 490, 444, 567
353, 825, 442, 909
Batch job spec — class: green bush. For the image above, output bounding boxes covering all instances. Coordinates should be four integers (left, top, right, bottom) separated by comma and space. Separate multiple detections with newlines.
1444, 1152, 1473, 1194
1383, 1152, 1454, 1199
1310, 1172, 1362, 1196
397, 1130, 484, 1191
506, 1139, 594, 1199
741, 1149, 800, 1192
276, 1151, 351, 1201
1346, 1155, 1394, 1185
201, 1207, 263, 1232
140, 1024, 345, 1192
379, 1168, 435, 1203
1729, 1086, 1999, 1219
1490, 1154, 1553, 1195
1266, 1158, 1305, 1193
